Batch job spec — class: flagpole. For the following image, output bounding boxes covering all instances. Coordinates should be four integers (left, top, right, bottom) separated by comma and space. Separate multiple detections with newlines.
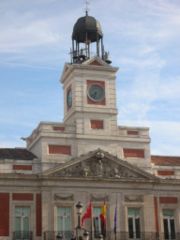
90, 201, 94, 240
114, 196, 117, 240
100, 201, 107, 239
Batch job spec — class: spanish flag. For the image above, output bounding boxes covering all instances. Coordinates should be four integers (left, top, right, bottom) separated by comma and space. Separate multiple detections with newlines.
81, 202, 92, 226
100, 202, 107, 236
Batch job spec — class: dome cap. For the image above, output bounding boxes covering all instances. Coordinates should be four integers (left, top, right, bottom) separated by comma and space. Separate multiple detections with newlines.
72, 15, 103, 43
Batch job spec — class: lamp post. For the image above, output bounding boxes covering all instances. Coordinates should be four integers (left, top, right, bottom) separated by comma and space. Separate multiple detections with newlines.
74, 202, 89, 240
76, 201, 83, 229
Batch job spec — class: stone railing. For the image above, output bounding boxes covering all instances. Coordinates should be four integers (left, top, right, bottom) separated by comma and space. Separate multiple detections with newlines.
118, 126, 149, 138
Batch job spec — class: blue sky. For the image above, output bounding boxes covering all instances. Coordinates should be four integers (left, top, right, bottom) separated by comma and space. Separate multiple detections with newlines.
0, 0, 180, 156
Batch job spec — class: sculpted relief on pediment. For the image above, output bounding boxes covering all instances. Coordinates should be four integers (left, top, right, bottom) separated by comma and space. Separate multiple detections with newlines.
53, 152, 147, 180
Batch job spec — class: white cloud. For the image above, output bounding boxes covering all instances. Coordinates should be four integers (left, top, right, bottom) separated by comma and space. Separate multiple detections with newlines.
0, 1, 80, 53
0, 138, 25, 148
0, 19, 61, 52
138, 0, 180, 17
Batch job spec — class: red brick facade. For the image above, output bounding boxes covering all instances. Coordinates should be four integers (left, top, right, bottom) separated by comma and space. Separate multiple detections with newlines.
13, 165, 32, 171
159, 197, 178, 204
154, 197, 159, 234
48, 145, 71, 155
151, 155, 180, 166
12, 193, 34, 201
123, 148, 145, 158
91, 120, 104, 129
36, 194, 42, 236
0, 193, 9, 236
53, 126, 65, 131
127, 130, 139, 135
157, 170, 174, 176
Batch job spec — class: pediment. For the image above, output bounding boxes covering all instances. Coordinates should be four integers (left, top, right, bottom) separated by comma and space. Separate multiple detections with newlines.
43, 149, 158, 181
82, 56, 111, 67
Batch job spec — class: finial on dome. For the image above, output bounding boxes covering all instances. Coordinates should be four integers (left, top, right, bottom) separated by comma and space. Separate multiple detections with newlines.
85, 0, 90, 16
70, 2, 111, 64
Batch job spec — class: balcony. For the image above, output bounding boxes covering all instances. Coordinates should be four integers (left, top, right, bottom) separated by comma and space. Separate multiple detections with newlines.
12, 231, 33, 240
43, 231, 180, 240
44, 231, 73, 240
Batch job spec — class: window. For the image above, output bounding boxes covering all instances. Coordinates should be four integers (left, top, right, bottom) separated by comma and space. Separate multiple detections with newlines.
14, 207, 31, 240
93, 207, 102, 238
163, 209, 176, 240
128, 208, 141, 239
93, 206, 106, 238
57, 207, 72, 239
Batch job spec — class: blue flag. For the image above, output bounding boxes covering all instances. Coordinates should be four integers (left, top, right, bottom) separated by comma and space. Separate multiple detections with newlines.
114, 204, 117, 234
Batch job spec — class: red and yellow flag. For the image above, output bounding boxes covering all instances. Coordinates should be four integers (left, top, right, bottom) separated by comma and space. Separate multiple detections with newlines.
100, 202, 107, 236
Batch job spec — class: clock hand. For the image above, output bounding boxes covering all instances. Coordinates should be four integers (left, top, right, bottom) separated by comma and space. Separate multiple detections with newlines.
92, 91, 97, 98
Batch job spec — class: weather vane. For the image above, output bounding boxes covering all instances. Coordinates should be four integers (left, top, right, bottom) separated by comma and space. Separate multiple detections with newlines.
85, 0, 90, 15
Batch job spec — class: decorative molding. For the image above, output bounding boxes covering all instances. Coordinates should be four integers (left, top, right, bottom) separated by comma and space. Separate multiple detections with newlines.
54, 194, 74, 201
124, 195, 143, 202
90, 194, 109, 202
96, 151, 105, 160
89, 60, 103, 66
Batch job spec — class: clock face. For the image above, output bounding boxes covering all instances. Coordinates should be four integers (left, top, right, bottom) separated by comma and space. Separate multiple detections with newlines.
67, 88, 72, 108
88, 84, 105, 102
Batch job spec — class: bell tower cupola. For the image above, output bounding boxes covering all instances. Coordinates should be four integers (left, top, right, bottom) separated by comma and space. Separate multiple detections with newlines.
71, 11, 111, 64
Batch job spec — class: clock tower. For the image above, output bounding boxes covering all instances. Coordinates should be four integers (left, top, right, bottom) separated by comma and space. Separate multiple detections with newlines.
27, 11, 151, 170
60, 12, 119, 138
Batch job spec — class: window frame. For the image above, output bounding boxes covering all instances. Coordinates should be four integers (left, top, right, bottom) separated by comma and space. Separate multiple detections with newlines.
11, 202, 35, 240
159, 203, 178, 239
162, 209, 176, 240
54, 203, 74, 233
125, 204, 143, 239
